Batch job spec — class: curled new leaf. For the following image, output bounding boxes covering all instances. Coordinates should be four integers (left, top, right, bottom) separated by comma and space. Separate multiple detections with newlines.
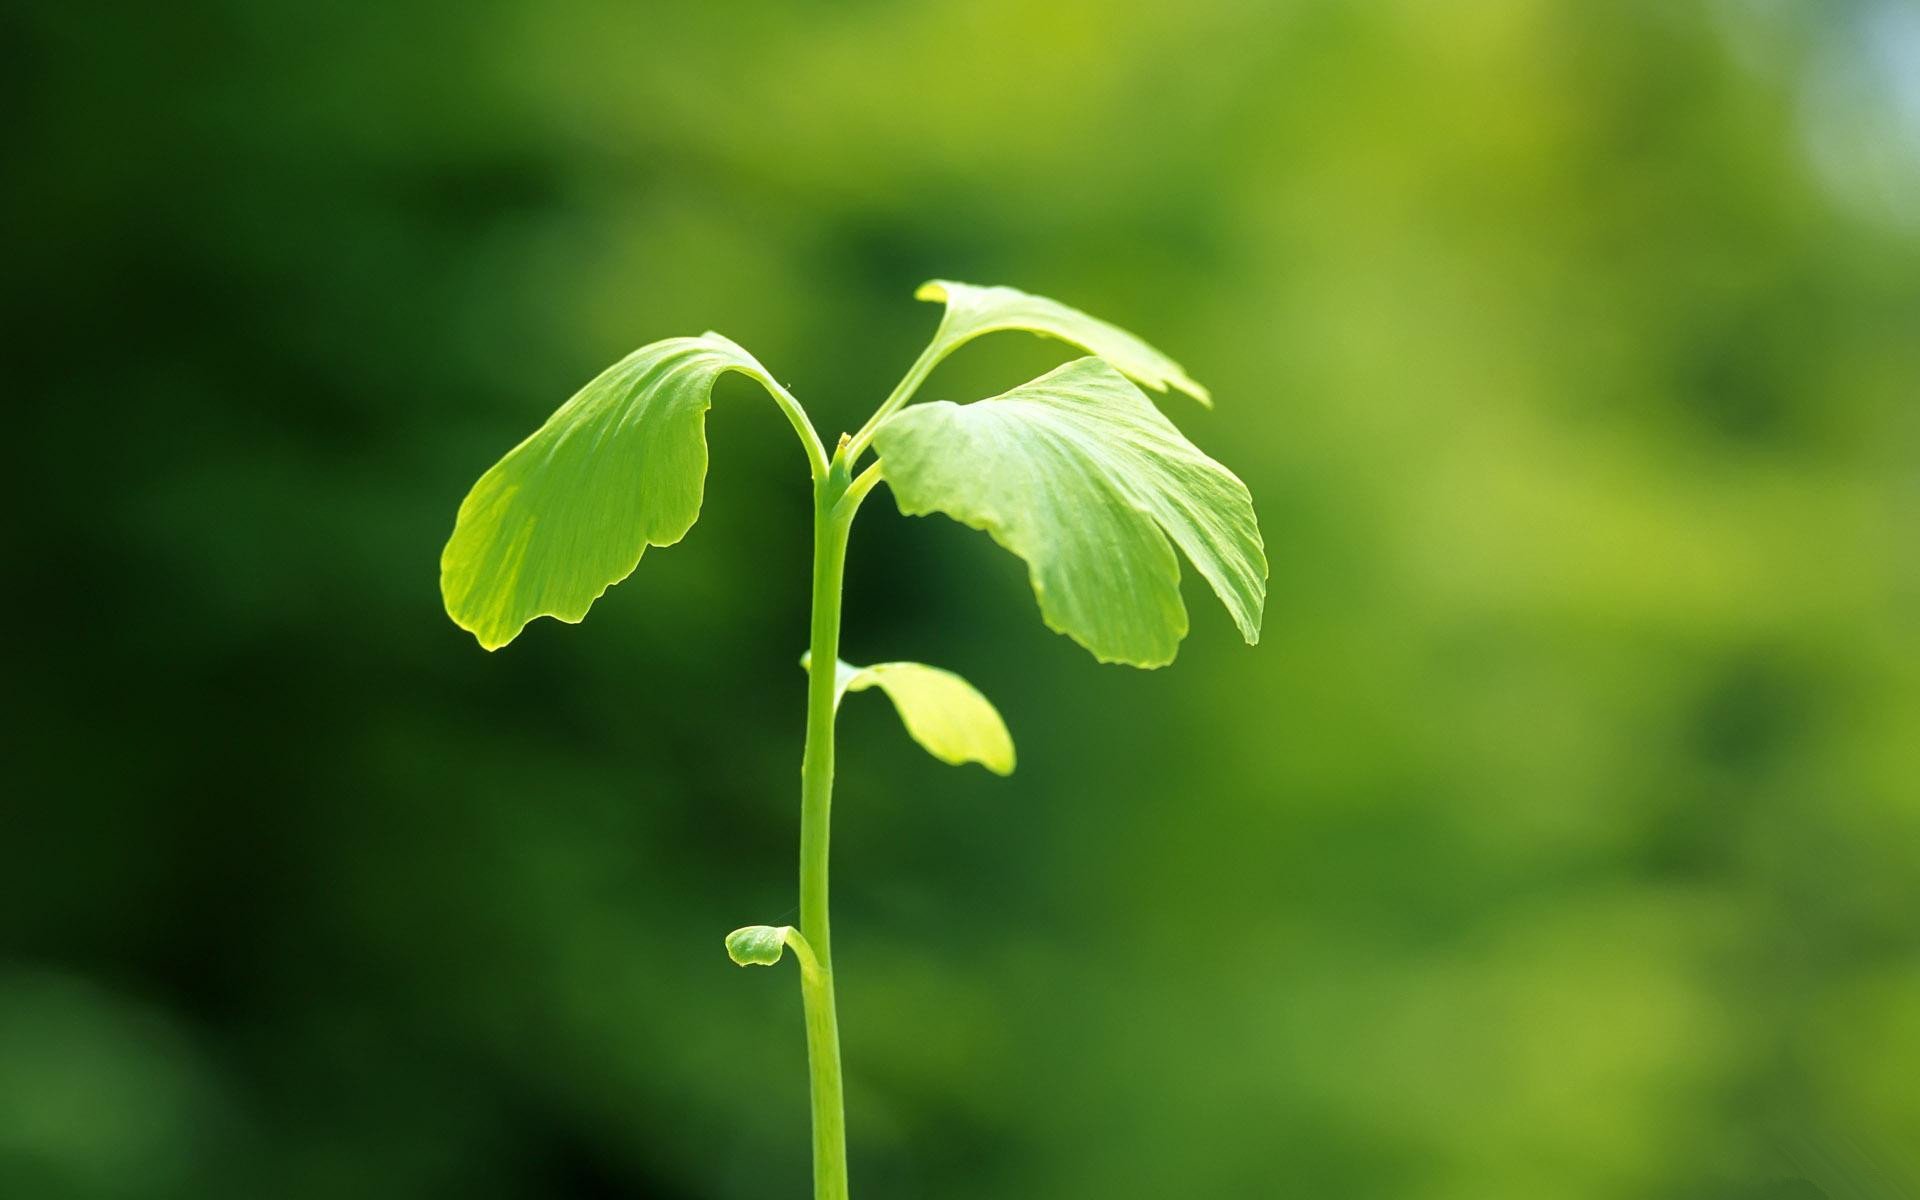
725, 925, 794, 967
829, 658, 1015, 775
442, 334, 797, 650
917, 280, 1211, 407
873, 357, 1266, 668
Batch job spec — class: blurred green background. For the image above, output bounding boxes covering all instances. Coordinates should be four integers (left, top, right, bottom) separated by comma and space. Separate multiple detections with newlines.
5, 0, 1919, 1196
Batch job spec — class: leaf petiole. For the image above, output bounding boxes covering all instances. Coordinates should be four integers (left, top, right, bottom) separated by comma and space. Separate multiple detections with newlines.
832, 462, 885, 522
845, 328, 948, 463
763, 374, 831, 482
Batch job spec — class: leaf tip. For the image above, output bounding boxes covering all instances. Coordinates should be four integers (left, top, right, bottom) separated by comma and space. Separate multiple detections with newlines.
448, 609, 517, 652
914, 280, 951, 303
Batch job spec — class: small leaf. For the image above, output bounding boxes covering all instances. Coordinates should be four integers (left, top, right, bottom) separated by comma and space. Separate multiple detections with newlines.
441, 333, 786, 650
917, 279, 1211, 407
873, 357, 1266, 668
838, 660, 1015, 775
725, 925, 793, 967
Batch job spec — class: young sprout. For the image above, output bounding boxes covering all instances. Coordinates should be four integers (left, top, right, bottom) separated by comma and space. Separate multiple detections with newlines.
440, 280, 1266, 1198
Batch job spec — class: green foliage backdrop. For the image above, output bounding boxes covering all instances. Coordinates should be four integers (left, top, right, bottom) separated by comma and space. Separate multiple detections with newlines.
5, 1, 1917, 1197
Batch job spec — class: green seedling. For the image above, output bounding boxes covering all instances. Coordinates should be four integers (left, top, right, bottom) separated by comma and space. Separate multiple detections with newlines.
440, 280, 1266, 1197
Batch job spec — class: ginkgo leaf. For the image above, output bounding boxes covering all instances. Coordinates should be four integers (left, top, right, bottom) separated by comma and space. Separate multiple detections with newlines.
725, 925, 794, 967
821, 657, 1015, 775
725, 924, 827, 980
442, 333, 791, 650
872, 357, 1266, 669
917, 280, 1211, 407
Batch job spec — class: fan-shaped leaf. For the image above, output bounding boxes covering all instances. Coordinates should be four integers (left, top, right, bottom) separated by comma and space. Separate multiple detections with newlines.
725, 925, 794, 967
917, 280, 1211, 406
873, 357, 1265, 668
832, 658, 1015, 775
442, 333, 786, 650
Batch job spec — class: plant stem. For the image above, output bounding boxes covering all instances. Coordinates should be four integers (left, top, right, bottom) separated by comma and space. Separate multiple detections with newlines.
799, 459, 854, 1200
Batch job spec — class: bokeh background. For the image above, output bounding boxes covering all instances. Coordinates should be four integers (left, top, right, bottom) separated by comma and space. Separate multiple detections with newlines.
6, 1, 1919, 1196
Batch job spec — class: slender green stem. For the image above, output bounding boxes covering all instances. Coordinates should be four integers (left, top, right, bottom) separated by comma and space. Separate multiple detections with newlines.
799, 456, 855, 1200
785, 361, 906, 1198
